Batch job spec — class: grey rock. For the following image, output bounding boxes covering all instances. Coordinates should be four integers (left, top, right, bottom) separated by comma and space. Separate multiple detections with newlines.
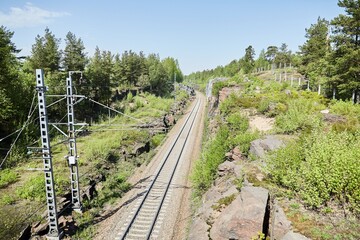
273, 204, 292, 239
249, 135, 284, 158
209, 186, 269, 240
188, 217, 210, 240
282, 231, 310, 240
218, 160, 235, 176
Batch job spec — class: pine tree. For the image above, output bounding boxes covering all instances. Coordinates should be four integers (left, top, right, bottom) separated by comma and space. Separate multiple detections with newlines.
29, 27, 61, 73
0, 26, 33, 154
331, 0, 360, 100
63, 31, 87, 71
299, 17, 331, 91
241, 45, 255, 74
275, 43, 292, 66
265, 46, 278, 63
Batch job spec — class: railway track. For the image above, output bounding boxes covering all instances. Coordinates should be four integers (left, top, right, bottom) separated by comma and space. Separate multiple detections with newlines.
116, 99, 201, 240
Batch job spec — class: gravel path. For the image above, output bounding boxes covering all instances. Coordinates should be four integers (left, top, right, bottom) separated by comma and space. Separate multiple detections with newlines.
93, 92, 206, 240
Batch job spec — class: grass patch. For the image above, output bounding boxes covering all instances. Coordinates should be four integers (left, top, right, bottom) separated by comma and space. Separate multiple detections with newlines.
191, 126, 230, 198
0, 169, 18, 188
16, 174, 45, 202
151, 133, 166, 148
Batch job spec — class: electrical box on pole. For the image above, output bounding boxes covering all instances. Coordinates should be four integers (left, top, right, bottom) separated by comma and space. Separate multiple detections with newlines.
35, 69, 63, 239
66, 72, 82, 212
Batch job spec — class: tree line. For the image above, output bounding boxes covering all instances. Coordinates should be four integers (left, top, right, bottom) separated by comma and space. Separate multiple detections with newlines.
188, 0, 359, 101
0, 26, 183, 166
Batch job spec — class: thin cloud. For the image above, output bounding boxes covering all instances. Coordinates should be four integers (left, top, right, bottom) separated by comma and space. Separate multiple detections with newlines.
0, 2, 70, 28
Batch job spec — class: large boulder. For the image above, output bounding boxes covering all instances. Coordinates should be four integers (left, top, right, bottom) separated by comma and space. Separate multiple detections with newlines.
249, 135, 284, 158
272, 204, 292, 239
188, 217, 210, 240
210, 186, 269, 239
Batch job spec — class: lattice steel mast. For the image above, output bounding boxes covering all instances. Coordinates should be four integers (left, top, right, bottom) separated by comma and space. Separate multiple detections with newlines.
35, 69, 63, 239
66, 71, 82, 212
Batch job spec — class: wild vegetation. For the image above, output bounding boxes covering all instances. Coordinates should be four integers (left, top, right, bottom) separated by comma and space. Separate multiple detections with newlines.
192, 70, 360, 238
190, 1, 360, 238
0, 26, 183, 170
0, 23, 188, 239
0, 89, 192, 239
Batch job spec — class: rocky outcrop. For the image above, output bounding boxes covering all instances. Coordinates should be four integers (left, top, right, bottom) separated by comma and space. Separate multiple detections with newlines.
272, 202, 293, 239
282, 231, 310, 240
188, 141, 312, 240
131, 141, 150, 156
225, 146, 243, 162
219, 161, 242, 180
209, 186, 270, 240
249, 135, 284, 158
218, 87, 242, 103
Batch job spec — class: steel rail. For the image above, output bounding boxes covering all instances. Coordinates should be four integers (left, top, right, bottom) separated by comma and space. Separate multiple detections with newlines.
145, 99, 201, 239
119, 99, 201, 240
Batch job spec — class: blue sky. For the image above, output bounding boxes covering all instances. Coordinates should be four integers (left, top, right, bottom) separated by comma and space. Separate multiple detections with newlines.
0, 1, 343, 74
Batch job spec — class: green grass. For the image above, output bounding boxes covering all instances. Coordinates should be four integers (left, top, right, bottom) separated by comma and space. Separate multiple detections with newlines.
0, 91, 188, 240
16, 174, 45, 201
0, 169, 18, 188
191, 126, 230, 197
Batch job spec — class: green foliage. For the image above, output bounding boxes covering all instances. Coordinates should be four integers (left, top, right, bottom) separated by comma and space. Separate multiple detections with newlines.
63, 31, 87, 72
0, 194, 15, 205
226, 112, 249, 133
29, 27, 61, 72
330, 100, 360, 119
73, 211, 97, 239
330, 0, 360, 100
219, 93, 259, 115
212, 81, 229, 96
16, 175, 45, 201
191, 126, 230, 197
251, 232, 266, 240
267, 140, 304, 191
268, 129, 360, 214
162, 57, 184, 83
275, 98, 323, 133
151, 133, 166, 148
230, 131, 260, 156
126, 91, 133, 101
233, 177, 244, 191
0, 169, 18, 188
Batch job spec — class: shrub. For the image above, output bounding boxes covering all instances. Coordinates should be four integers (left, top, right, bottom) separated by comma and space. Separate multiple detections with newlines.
229, 131, 260, 156
219, 93, 259, 115
126, 92, 133, 101
275, 98, 323, 133
268, 129, 360, 214
191, 126, 230, 197
0, 194, 16, 205
226, 112, 249, 133
212, 81, 229, 96
267, 140, 304, 191
151, 133, 166, 148
330, 100, 360, 120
